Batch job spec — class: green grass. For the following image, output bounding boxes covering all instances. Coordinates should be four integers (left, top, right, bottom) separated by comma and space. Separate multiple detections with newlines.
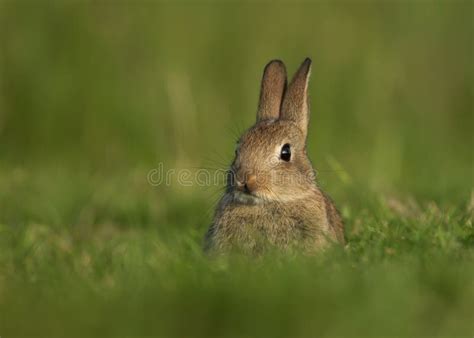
0, 1, 473, 337
0, 169, 472, 337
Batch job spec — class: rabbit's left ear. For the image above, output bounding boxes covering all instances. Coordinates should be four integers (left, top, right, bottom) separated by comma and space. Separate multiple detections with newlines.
256, 60, 287, 122
280, 58, 312, 139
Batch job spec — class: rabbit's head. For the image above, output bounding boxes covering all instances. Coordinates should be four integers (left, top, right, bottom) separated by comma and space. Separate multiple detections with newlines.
229, 58, 317, 204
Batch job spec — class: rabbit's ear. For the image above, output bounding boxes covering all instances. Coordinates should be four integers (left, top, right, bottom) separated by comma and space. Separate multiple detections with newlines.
280, 58, 312, 138
256, 60, 287, 122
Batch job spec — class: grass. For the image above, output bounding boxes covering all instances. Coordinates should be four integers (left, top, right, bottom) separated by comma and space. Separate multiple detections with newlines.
0, 1, 473, 337
0, 169, 472, 337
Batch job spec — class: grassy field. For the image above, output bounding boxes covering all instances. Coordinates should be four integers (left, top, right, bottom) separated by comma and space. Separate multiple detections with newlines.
0, 1, 473, 337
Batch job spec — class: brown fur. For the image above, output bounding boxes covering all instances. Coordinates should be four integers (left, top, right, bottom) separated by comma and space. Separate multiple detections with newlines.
204, 58, 345, 255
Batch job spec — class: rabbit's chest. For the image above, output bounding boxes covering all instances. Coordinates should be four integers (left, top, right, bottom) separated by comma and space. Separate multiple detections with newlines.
216, 203, 316, 251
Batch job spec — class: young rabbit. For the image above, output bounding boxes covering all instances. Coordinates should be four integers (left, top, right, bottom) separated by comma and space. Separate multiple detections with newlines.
204, 58, 345, 254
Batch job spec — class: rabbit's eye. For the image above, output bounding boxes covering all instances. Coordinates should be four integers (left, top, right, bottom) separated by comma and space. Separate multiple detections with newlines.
280, 143, 291, 162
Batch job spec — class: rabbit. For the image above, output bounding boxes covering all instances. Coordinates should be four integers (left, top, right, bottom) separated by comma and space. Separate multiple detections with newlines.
204, 58, 345, 255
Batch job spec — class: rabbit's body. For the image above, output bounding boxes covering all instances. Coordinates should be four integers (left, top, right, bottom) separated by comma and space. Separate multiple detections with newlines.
204, 58, 345, 254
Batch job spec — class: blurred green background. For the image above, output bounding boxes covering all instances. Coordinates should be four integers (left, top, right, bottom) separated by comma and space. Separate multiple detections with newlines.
1, 1, 472, 194
0, 1, 472, 337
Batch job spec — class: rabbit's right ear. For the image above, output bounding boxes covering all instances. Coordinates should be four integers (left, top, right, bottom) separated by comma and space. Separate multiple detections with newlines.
256, 60, 287, 122
280, 58, 312, 139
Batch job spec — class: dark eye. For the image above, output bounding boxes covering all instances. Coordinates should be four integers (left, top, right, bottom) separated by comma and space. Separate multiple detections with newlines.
280, 143, 291, 162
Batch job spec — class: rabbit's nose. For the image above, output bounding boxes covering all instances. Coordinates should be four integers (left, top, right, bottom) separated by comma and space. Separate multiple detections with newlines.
236, 174, 257, 194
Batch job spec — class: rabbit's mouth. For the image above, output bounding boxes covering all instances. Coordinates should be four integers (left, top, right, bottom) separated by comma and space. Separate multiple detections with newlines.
232, 190, 264, 205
